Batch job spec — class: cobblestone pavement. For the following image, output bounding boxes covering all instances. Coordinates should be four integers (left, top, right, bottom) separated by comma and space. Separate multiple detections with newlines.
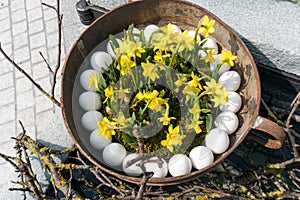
0, 0, 82, 198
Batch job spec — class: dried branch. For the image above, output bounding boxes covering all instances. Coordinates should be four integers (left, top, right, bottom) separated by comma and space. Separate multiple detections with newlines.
0, 43, 61, 107
42, 0, 63, 99
39, 51, 54, 74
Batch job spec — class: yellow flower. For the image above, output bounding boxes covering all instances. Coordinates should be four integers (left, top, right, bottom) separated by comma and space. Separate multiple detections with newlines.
115, 39, 145, 58
88, 72, 98, 89
141, 61, 159, 81
154, 50, 170, 65
161, 125, 186, 152
177, 30, 194, 52
188, 72, 203, 90
202, 49, 217, 63
190, 101, 201, 121
98, 117, 117, 139
149, 97, 168, 112
113, 113, 130, 128
144, 90, 159, 100
203, 79, 228, 107
158, 103, 175, 126
114, 87, 130, 99
103, 86, 113, 103
198, 15, 215, 38
183, 85, 201, 103
117, 54, 136, 75
174, 75, 187, 87
219, 50, 237, 66
187, 120, 203, 134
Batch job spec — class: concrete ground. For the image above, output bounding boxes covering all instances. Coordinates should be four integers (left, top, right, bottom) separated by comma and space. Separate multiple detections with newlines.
0, 0, 299, 199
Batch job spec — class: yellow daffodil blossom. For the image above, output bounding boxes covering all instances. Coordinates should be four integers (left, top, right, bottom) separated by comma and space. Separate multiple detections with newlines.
98, 117, 117, 139
202, 49, 218, 63
203, 79, 228, 107
148, 97, 168, 112
174, 75, 187, 87
177, 30, 194, 52
219, 50, 237, 66
88, 72, 98, 89
117, 54, 136, 75
154, 50, 171, 65
158, 103, 175, 126
161, 125, 186, 152
103, 86, 113, 103
115, 39, 145, 58
190, 101, 201, 121
113, 113, 130, 128
188, 72, 203, 90
187, 120, 203, 134
198, 15, 215, 38
141, 61, 159, 81
183, 85, 201, 103
114, 87, 130, 99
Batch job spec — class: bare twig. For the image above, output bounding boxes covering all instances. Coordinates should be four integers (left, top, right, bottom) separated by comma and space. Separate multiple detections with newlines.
39, 51, 54, 74
42, 0, 63, 99
0, 43, 61, 107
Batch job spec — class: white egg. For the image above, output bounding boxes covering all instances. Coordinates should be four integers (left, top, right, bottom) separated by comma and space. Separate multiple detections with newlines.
90, 51, 112, 72
90, 129, 112, 150
214, 111, 239, 134
205, 128, 229, 154
122, 153, 142, 176
218, 71, 241, 92
188, 30, 201, 40
81, 111, 103, 131
168, 154, 192, 177
209, 54, 231, 75
80, 69, 98, 91
144, 157, 168, 178
198, 38, 218, 59
103, 143, 127, 167
170, 24, 182, 33
219, 92, 242, 113
106, 38, 121, 58
144, 24, 159, 42
79, 91, 102, 111
189, 146, 214, 170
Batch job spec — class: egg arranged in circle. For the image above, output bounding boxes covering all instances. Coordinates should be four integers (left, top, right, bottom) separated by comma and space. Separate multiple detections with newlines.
189, 146, 214, 170
168, 154, 192, 177
90, 51, 112, 72
80, 69, 98, 91
144, 157, 168, 178
103, 143, 127, 167
219, 91, 242, 113
122, 153, 143, 177
218, 71, 241, 92
79, 91, 102, 111
106, 38, 121, 58
214, 111, 239, 134
144, 24, 159, 42
205, 128, 230, 154
90, 129, 112, 150
81, 111, 103, 131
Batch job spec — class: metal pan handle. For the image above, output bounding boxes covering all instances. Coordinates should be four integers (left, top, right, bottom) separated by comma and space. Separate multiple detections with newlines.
248, 116, 286, 149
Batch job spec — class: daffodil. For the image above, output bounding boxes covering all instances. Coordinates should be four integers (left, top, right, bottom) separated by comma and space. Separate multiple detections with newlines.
188, 72, 203, 90
98, 117, 117, 139
113, 113, 130, 128
202, 49, 217, 63
103, 86, 114, 103
148, 97, 168, 112
183, 85, 201, 103
161, 125, 186, 152
190, 101, 201, 121
203, 79, 228, 107
187, 120, 203, 134
115, 39, 145, 58
219, 50, 237, 66
117, 54, 136, 75
198, 15, 215, 38
177, 30, 194, 52
114, 87, 130, 99
174, 75, 187, 87
158, 103, 175, 126
88, 72, 98, 89
141, 61, 159, 81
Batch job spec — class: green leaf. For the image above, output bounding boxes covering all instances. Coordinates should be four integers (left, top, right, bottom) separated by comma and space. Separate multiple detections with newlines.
206, 113, 213, 131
